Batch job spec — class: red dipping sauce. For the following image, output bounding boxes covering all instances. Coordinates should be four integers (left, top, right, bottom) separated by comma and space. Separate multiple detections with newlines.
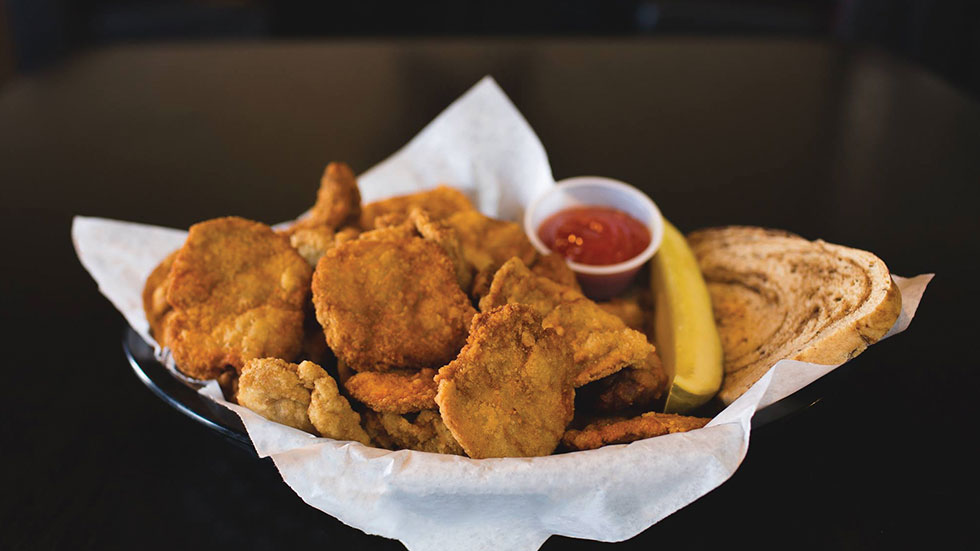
537, 206, 651, 265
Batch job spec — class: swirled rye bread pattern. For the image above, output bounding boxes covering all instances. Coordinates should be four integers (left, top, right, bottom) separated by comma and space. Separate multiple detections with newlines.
686, 227, 902, 404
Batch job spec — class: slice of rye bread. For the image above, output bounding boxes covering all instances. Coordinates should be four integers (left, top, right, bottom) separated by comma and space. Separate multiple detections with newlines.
686, 227, 902, 405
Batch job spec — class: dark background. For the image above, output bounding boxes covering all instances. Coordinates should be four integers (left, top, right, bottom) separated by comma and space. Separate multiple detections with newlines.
1, 2, 978, 551
3, 1, 980, 98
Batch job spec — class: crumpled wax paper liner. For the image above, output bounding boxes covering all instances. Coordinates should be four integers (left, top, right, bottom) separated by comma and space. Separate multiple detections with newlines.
71, 76, 934, 551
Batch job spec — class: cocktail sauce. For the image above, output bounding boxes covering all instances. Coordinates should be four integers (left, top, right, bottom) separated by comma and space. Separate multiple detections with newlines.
537, 206, 651, 265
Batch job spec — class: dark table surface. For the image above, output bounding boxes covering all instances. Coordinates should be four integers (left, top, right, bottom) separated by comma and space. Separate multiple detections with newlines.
1, 38, 977, 550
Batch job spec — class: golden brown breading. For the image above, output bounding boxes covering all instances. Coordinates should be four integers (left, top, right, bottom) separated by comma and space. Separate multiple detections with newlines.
543, 299, 654, 387
436, 305, 575, 459
363, 410, 465, 455
308, 375, 372, 445
361, 208, 474, 291
478, 257, 583, 316
237, 358, 370, 444
529, 252, 581, 292
141, 250, 177, 345
443, 210, 538, 297
312, 237, 476, 372
304, 162, 361, 230
288, 225, 360, 267
359, 185, 475, 229
597, 295, 647, 334
561, 412, 710, 451
237, 358, 323, 433
344, 368, 438, 414
480, 258, 657, 387
164, 217, 311, 379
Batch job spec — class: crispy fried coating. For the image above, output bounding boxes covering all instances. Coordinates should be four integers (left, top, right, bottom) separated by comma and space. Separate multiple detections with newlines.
478, 257, 584, 316
238, 358, 370, 444
480, 258, 657, 387
544, 299, 654, 387
142, 250, 177, 345
444, 210, 538, 296
580, 351, 668, 413
597, 295, 647, 333
288, 224, 357, 268
362, 208, 473, 291
309, 375, 372, 445
289, 225, 335, 266
303, 162, 361, 230
360, 185, 475, 229
164, 217, 311, 379
529, 252, 581, 292
363, 410, 465, 455
344, 368, 438, 414
561, 412, 710, 451
436, 305, 575, 458
312, 237, 476, 372
237, 358, 323, 433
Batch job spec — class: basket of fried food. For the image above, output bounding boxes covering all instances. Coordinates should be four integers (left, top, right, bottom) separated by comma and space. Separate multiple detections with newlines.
142, 162, 719, 457
144, 161, 904, 458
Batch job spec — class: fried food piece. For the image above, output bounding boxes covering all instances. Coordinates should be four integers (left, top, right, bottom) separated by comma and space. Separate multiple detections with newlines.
561, 412, 710, 451
478, 257, 583, 316
301, 162, 361, 230
237, 358, 324, 433
288, 225, 359, 267
436, 305, 575, 458
480, 258, 657, 387
360, 185, 475, 229
529, 252, 581, 292
309, 375, 372, 445
312, 237, 476, 371
544, 299, 655, 387
238, 358, 370, 444
164, 217, 311, 379
444, 210, 538, 296
344, 368, 438, 414
142, 250, 177, 345
364, 208, 474, 291
363, 410, 465, 455
579, 351, 668, 413
597, 295, 647, 334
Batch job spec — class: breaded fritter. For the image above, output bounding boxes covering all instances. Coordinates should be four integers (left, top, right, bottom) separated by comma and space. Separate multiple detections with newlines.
237, 358, 325, 433
362, 410, 464, 455
529, 252, 581, 292
238, 358, 370, 444
363, 208, 473, 291
561, 412, 710, 451
303, 162, 362, 230
142, 250, 177, 345
344, 368, 438, 414
543, 299, 654, 387
308, 375, 372, 445
478, 257, 583, 316
312, 237, 476, 372
359, 185, 475, 229
288, 225, 360, 267
164, 217, 311, 379
480, 258, 659, 387
436, 305, 575, 458
444, 210, 538, 296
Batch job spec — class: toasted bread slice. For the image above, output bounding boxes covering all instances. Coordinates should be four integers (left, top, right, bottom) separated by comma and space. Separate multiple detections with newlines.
686, 227, 902, 405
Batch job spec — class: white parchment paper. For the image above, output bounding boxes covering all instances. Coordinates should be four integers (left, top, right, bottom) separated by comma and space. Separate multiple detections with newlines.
71, 76, 933, 551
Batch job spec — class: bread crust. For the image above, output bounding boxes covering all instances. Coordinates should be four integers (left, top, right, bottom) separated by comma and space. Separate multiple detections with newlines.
686, 227, 902, 404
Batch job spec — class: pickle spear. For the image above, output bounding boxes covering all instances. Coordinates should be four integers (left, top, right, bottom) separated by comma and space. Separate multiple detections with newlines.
651, 220, 723, 414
